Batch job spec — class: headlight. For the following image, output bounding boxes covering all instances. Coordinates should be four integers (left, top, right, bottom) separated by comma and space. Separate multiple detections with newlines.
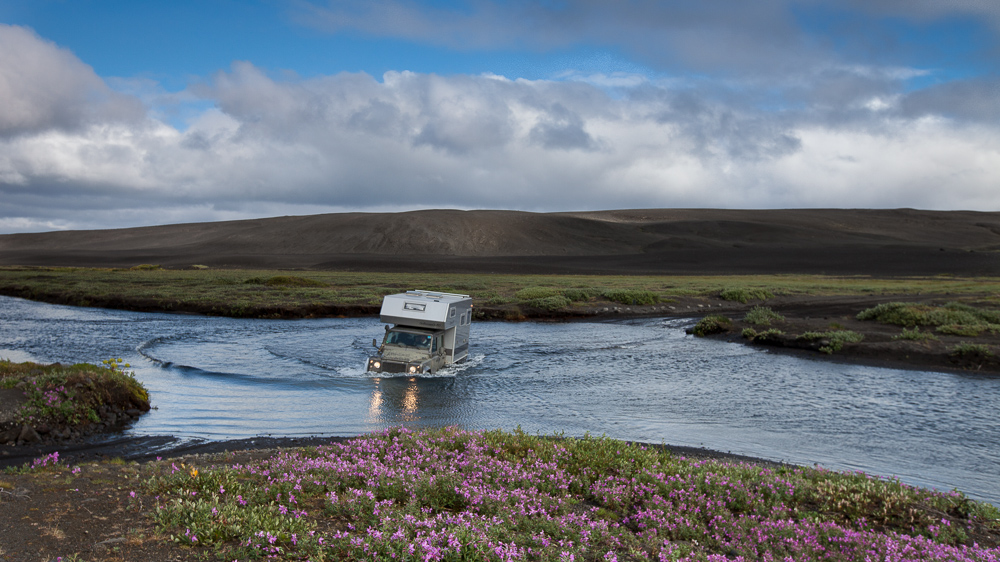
409, 365, 418, 374
373, 361, 381, 369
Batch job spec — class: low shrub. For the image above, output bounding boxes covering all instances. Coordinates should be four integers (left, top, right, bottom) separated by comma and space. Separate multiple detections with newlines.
937, 324, 985, 337
562, 288, 599, 302
742, 305, 784, 326
479, 291, 513, 305
719, 287, 773, 304
130, 264, 162, 270
601, 289, 658, 306
744, 327, 784, 341
950, 342, 993, 359
798, 330, 864, 354
892, 327, 938, 342
689, 315, 732, 337
524, 295, 571, 311
858, 301, 1000, 328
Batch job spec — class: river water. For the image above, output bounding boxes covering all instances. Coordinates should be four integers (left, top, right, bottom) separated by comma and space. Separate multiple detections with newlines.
1, 295, 997, 506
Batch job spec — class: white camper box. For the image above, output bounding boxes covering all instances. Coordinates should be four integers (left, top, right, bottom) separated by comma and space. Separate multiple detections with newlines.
367, 291, 473, 374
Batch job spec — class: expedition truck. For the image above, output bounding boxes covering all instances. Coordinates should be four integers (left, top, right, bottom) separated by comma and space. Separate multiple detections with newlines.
367, 290, 472, 375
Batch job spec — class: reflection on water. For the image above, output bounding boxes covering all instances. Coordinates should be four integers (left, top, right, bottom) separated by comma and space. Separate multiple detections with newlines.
0, 295, 998, 506
367, 378, 422, 424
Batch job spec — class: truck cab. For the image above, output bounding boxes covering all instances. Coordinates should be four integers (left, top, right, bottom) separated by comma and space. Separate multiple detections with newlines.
367, 291, 472, 375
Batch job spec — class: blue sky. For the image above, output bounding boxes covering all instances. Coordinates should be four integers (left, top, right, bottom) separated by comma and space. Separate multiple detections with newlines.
1, 0, 999, 233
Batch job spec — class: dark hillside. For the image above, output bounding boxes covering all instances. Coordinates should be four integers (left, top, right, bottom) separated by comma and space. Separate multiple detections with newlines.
1, 208, 997, 275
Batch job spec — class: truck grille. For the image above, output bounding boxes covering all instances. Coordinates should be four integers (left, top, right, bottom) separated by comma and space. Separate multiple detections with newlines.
378, 361, 408, 374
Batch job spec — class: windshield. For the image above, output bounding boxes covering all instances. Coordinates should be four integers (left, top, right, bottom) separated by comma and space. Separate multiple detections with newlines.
385, 331, 432, 349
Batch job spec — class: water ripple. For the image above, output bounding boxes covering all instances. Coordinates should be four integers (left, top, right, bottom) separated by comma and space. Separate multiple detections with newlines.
0, 295, 997, 506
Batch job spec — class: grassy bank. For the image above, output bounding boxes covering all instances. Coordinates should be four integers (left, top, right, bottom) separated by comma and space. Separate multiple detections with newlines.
0, 360, 150, 443
1, 266, 999, 319
7, 427, 1000, 561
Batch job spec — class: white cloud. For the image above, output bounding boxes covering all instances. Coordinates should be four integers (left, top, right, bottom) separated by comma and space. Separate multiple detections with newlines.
1, 25, 999, 233
0, 24, 144, 137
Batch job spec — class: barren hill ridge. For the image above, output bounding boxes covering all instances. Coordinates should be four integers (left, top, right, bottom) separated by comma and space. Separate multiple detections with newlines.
1, 208, 998, 275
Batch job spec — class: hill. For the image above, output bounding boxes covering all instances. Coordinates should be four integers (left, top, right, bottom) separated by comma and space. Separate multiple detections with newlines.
1, 208, 998, 275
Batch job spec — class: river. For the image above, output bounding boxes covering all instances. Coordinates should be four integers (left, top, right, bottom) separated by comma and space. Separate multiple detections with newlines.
1, 295, 997, 506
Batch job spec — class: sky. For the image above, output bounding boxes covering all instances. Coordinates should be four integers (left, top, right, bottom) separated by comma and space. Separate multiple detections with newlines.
1, 1, 999, 233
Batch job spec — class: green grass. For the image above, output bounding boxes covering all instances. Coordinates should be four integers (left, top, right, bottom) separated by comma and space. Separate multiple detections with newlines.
2, 267, 1000, 319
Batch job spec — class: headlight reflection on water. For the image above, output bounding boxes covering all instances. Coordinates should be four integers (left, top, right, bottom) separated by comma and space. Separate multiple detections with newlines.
366, 377, 421, 424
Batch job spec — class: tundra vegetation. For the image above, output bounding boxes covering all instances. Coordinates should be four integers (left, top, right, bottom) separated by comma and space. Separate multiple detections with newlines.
797, 330, 866, 355
742, 305, 785, 326
857, 302, 1000, 337
718, 287, 775, 303
688, 315, 732, 336
14, 427, 999, 561
0, 359, 149, 428
2, 266, 998, 319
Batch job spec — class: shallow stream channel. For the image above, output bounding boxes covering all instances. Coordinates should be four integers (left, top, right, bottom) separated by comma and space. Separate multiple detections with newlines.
1, 295, 998, 506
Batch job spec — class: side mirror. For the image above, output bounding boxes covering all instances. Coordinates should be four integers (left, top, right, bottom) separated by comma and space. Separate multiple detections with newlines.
373, 338, 378, 348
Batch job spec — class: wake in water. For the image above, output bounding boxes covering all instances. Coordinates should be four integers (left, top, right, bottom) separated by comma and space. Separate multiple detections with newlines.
2, 296, 999, 505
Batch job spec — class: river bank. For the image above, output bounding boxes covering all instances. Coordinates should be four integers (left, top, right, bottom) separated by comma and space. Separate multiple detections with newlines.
2, 428, 998, 562
4, 266, 998, 376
